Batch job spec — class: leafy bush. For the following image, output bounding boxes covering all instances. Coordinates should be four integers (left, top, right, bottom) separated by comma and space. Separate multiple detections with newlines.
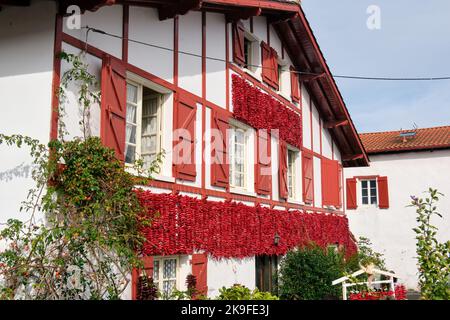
278, 245, 345, 300
410, 189, 450, 300
216, 284, 279, 300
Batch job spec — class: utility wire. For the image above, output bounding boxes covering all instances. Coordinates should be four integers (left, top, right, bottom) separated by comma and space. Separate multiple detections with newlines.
83, 26, 450, 81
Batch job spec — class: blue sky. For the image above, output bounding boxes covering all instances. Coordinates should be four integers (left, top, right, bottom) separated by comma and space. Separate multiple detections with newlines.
301, 0, 450, 133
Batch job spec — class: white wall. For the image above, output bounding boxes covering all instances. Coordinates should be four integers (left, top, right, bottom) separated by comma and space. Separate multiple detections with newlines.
313, 156, 322, 208
207, 256, 256, 297
301, 84, 311, 150
60, 44, 102, 140
128, 7, 174, 83
205, 13, 226, 108
345, 149, 450, 290
178, 11, 202, 97
0, 0, 55, 227
63, 4, 123, 59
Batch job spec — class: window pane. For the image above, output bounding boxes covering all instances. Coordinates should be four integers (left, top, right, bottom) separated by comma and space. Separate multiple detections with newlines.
125, 145, 135, 163
163, 280, 176, 296
361, 180, 368, 188
153, 260, 160, 281
163, 259, 176, 279
235, 130, 244, 144
142, 135, 157, 154
370, 196, 377, 204
126, 104, 137, 124
362, 188, 368, 197
126, 124, 137, 144
370, 188, 377, 197
127, 83, 138, 104
362, 196, 369, 205
370, 180, 376, 188
142, 116, 157, 135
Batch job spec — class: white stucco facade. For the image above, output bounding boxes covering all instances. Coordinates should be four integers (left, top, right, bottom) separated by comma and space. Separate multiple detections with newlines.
345, 149, 450, 290
0, 1, 356, 300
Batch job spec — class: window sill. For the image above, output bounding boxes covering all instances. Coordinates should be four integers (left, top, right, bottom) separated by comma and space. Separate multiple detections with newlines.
243, 68, 261, 82
153, 174, 175, 184
230, 187, 257, 198
287, 199, 303, 205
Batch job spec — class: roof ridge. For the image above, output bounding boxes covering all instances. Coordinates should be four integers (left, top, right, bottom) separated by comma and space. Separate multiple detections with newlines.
359, 125, 450, 136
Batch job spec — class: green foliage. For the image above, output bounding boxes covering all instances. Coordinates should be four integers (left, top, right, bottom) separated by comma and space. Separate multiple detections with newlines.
278, 245, 344, 300
409, 188, 450, 300
216, 284, 279, 300
0, 52, 160, 299
344, 237, 386, 273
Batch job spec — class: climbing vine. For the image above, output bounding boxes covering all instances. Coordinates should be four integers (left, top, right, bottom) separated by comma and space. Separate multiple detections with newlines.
0, 53, 160, 299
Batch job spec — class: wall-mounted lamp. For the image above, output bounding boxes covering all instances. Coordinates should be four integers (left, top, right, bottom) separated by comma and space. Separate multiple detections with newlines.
274, 233, 280, 246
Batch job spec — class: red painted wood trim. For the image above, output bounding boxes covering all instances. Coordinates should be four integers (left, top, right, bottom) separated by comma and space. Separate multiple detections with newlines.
319, 118, 323, 155
122, 4, 129, 62
309, 94, 315, 207
146, 179, 344, 215
201, 11, 207, 194
353, 175, 380, 180
331, 140, 334, 160
174, 16, 179, 87
50, 14, 63, 141
225, 21, 230, 112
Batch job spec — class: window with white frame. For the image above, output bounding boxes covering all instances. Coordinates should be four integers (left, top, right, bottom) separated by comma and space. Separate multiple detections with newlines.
361, 179, 377, 205
287, 149, 297, 199
125, 81, 163, 169
152, 257, 178, 298
229, 124, 247, 189
243, 32, 259, 73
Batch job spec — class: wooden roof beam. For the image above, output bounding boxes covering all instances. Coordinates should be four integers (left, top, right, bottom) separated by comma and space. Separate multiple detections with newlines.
59, 0, 115, 15
324, 119, 349, 129
226, 7, 261, 23
342, 154, 365, 162
158, 0, 202, 21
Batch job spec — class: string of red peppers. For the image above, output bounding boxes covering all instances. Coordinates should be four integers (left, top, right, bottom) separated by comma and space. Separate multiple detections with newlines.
136, 191, 357, 259
349, 285, 407, 300
232, 74, 302, 149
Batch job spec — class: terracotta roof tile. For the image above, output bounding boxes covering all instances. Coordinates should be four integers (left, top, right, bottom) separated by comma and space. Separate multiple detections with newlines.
359, 126, 450, 154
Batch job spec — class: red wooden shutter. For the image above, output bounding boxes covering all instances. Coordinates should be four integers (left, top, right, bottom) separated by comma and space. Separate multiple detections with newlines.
278, 140, 288, 199
270, 47, 279, 90
346, 178, 357, 209
377, 176, 389, 209
100, 55, 127, 161
255, 130, 271, 195
302, 152, 313, 204
322, 159, 340, 207
192, 253, 208, 296
261, 41, 272, 85
338, 164, 343, 208
232, 21, 245, 66
132, 256, 154, 300
290, 66, 300, 103
173, 93, 197, 181
211, 110, 229, 188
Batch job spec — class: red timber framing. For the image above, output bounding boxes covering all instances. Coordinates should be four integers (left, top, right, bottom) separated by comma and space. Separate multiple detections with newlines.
57, 19, 345, 214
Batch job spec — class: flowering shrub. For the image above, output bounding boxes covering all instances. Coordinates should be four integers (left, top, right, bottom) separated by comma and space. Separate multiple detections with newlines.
348, 285, 407, 300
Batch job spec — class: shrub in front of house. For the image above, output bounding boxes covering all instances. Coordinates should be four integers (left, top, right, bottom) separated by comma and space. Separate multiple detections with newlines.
278, 245, 345, 300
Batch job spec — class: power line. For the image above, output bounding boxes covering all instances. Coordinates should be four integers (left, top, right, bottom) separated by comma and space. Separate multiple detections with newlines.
83, 26, 450, 82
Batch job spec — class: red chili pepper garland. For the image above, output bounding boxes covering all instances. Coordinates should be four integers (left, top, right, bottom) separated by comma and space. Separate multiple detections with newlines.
348, 284, 407, 300
232, 74, 302, 149
136, 191, 357, 259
